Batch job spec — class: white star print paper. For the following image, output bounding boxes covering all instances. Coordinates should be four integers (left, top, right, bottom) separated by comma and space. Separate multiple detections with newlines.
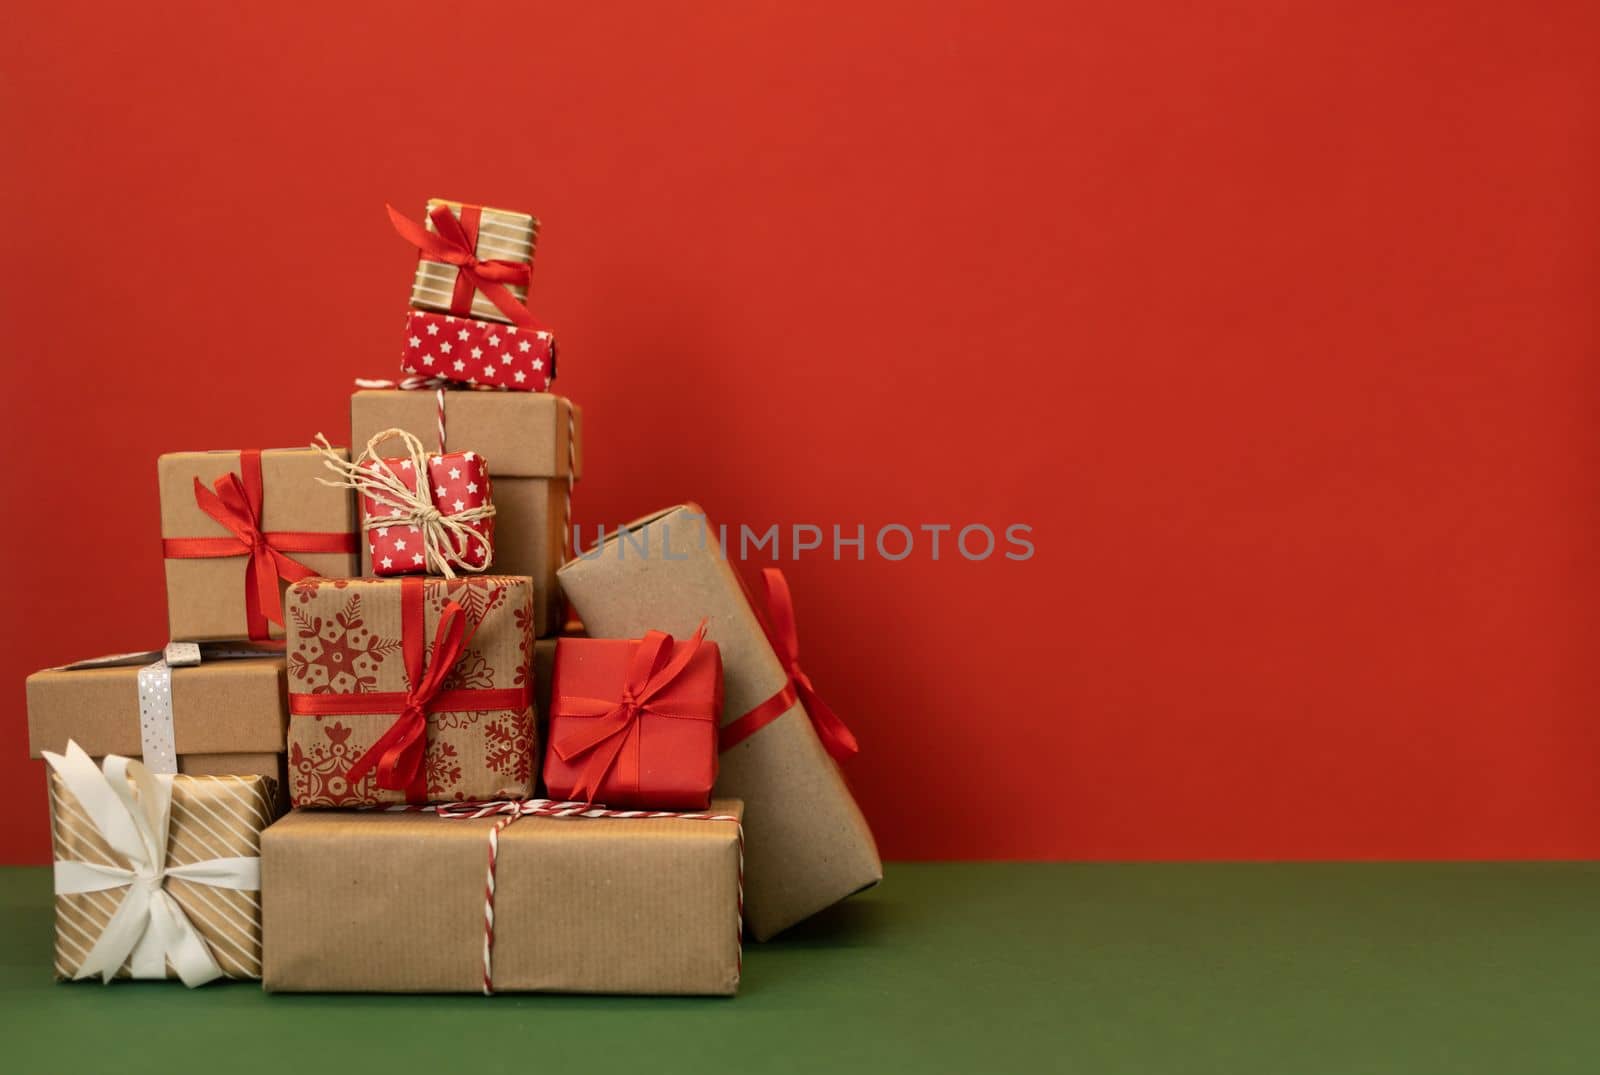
401, 310, 556, 391
362, 450, 495, 577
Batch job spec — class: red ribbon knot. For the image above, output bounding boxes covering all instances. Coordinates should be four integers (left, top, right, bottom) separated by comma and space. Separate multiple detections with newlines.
552, 623, 713, 805
387, 202, 547, 332
719, 568, 859, 762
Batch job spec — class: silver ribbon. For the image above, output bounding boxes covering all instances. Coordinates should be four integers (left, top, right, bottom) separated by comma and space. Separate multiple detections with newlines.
135, 643, 202, 775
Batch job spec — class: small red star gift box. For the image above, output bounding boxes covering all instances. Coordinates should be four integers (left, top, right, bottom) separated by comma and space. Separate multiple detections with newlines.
362, 449, 494, 576
285, 575, 535, 807
401, 310, 556, 392
544, 627, 722, 810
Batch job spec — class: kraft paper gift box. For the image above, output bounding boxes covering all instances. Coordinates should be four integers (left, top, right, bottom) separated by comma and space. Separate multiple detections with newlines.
351, 389, 581, 637
159, 447, 359, 642
284, 574, 536, 807
556, 505, 882, 940
46, 743, 276, 984
261, 800, 745, 995
26, 645, 289, 800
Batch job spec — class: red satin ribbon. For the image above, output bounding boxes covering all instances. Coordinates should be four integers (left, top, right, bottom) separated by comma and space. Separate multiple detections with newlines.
387, 203, 549, 332
552, 623, 714, 805
719, 568, 859, 762
288, 577, 529, 802
160, 449, 357, 641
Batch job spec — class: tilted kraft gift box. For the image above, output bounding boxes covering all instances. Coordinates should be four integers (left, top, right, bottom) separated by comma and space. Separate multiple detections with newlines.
351, 390, 581, 636
27, 647, 289, 800
159, 448, 359, 642
285, 574, 536, 807
262, 800, 745, 995
47, 744, 276, 984
557, 505, 881, 940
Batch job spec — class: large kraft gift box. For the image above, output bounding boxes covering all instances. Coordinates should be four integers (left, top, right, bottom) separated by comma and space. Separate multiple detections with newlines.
47, 745, 276, 983
262, 800, 745, 995
159, 448, 359, 642
285, 574, 535, 807
351, 390, 581, 637
557, 505, 881, 940
27, 649, 288, 798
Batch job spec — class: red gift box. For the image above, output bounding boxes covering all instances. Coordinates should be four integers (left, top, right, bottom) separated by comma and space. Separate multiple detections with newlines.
401, 310, 556, 392
361, 450, 494, 576
545, 628, 722, 810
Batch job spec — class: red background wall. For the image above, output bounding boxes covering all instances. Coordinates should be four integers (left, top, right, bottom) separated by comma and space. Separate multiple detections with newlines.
2, 2, 1596, 864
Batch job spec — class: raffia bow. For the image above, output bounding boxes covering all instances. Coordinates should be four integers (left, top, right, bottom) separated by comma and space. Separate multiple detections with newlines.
313, 428, 495, 579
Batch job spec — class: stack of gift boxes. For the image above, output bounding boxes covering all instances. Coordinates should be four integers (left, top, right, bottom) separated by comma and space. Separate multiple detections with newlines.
24, 199, 881, 997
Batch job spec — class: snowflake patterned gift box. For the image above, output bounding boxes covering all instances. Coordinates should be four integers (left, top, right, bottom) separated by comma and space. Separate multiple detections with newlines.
159, 448, 359, 642
359, 446, 494, 576
544, 629, 723, 810
285, 575, 536, 807
400, 199, 539, 325
402, 310, 556, 392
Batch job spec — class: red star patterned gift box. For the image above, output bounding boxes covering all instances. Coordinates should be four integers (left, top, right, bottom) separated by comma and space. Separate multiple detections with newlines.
361, 448, 494, 576
285, 575, 535, 807
401, 310, 556, 392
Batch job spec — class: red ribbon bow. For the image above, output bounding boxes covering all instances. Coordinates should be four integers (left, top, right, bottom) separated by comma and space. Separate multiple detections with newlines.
552, 623, 714, 805
160, 449, 357, 641
288, 577, 529, 802
388, 202, 549, 332
720, 569, 859, 761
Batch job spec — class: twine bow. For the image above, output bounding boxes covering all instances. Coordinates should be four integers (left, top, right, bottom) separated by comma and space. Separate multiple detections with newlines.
388, 203, 547, 330
43, 742, 261, 987
314, 428, 495, 579
552, 624, 714, 805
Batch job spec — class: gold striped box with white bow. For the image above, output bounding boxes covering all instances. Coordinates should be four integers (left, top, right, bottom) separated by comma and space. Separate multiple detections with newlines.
410, 199, 539, 324
47, 749, 276, 984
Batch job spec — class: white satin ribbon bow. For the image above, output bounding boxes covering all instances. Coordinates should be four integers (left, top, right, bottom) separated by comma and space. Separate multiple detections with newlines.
43, 741, 260, 987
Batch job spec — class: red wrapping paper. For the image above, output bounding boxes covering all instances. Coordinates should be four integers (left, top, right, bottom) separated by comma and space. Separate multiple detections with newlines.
401, 310, 556, 392
544, 633, 722, 810
362, 450, 493, 576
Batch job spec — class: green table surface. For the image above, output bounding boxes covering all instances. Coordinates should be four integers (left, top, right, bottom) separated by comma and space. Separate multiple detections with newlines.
4, 862, 1599, 1074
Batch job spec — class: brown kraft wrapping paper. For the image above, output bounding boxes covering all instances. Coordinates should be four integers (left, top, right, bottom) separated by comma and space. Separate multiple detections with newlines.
261, 800, 744, 995
50, 769, 277, 981
159, 448, 359, 642
285, 575, 536, 807
27, 651, 288, 803
350, 390, 581, 637
556, 504, 881, 940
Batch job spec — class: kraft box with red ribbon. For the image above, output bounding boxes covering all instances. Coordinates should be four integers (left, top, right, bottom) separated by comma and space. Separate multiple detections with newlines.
159, 448, 359, 642
284, 574, 535, 807
261, 799, 744, 995
351, 390, 580, 637
556, 504, 882, 941
544, 628, 722, 810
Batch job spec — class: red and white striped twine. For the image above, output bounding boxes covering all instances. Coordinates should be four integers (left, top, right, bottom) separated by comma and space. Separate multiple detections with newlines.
426, 798, 744, 995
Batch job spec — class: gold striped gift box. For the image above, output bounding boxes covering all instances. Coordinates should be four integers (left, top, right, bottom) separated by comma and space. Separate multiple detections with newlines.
410, 199, 539, 324
49, 770, 276, 981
